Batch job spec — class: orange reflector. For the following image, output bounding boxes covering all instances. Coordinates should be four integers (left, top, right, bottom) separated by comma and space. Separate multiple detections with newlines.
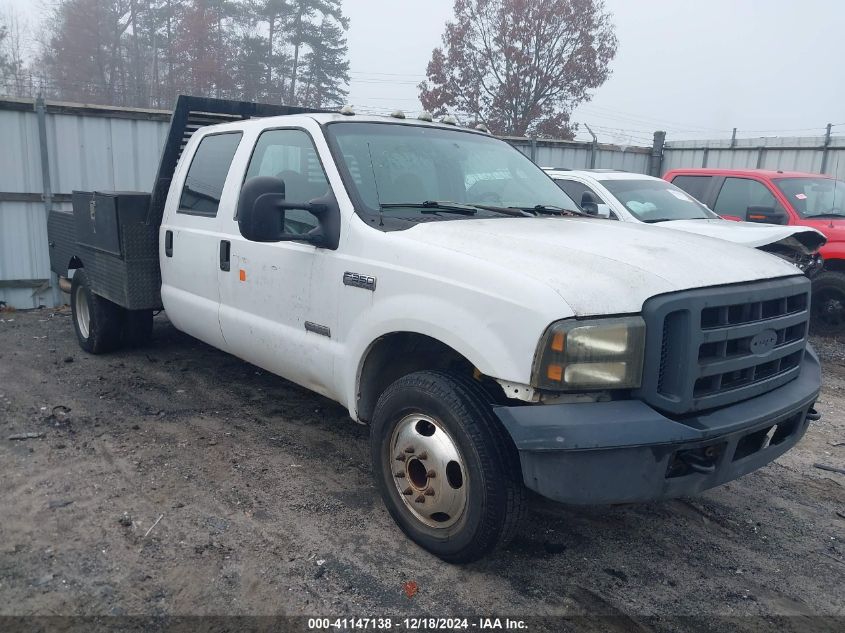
547, 364, 563, 382
551, 331, 565, 352
239, 269, 247, 282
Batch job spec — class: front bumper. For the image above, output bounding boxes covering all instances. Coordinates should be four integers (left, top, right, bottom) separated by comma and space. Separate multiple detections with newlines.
493, 348, 821, 504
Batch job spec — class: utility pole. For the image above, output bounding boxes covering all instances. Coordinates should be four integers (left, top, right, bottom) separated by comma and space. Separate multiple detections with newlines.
650, 131, 667, 177
584, 123, 598, 169
821, 123, 833, 174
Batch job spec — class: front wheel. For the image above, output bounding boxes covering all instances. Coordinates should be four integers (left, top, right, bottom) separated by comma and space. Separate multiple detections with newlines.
811, 271, 845, 335
370, 371, 525, 563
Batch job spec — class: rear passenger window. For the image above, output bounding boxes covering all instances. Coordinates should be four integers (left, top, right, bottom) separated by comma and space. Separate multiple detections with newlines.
714, 178, 780, 220
179, 132, 242, 216
243, 129, 330, 234
670, 175, 712, 202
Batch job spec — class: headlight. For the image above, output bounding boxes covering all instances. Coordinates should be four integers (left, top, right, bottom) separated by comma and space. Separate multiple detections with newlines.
532, 316, 646, 390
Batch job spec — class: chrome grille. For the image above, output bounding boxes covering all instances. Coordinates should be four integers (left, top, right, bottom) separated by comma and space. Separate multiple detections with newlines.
637, 277, 811, 415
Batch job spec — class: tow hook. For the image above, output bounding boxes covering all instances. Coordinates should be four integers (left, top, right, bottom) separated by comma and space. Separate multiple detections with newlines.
667, 444, 723, 478
805, 407, 821, 422
677, 449, 718, 474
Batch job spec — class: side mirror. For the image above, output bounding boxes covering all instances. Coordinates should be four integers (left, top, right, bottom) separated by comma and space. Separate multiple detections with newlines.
237, 176, 340, 249
595, 203, 612, 219
746, 205, 788, 225
580, 191, 600, 215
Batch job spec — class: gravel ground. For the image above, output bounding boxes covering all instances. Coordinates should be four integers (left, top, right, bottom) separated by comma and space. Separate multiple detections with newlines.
0, 308, 843, 631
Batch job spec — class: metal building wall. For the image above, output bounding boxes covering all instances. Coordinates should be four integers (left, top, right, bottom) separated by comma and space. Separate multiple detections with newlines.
506, 137, 652, 174
662, 136, 845, 180
0, 98, 169, 308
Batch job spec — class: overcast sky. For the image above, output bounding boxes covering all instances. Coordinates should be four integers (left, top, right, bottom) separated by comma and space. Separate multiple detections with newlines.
5, 0, 844, 144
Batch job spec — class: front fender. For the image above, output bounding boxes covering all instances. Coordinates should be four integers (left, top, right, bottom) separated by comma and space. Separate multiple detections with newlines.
341, 291, 557, 418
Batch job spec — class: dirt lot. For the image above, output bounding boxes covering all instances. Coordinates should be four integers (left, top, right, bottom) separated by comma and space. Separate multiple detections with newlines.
0, 308, 843, 631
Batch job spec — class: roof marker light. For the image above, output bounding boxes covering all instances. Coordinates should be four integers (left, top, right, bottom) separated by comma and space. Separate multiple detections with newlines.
339, 105, 355, 116
441, 115, 458, 126
390, 110, 406, 119
475, 123, 490, 133
418, 111, 433, 122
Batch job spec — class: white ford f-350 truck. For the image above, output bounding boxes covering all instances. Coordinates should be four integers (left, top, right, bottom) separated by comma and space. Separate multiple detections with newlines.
48, 97, 822, 562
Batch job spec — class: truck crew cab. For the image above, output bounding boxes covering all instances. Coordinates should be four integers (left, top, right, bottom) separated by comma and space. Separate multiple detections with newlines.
48, 97, 822, 562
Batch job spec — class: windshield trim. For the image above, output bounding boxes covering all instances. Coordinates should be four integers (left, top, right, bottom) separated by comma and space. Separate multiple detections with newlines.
321, 119, 579, 231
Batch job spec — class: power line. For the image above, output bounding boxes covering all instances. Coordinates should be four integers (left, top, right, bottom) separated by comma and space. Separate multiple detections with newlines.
577, 103, 731, 133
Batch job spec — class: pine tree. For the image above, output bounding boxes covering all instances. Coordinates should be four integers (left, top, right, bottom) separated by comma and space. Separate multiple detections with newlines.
286, 0, 348, 105
33, 0, 350, 108
299, 18, 348, 107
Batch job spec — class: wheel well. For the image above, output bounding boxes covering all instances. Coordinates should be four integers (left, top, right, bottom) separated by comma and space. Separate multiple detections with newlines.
357, 333, 476, 423
822, 259, 845, 273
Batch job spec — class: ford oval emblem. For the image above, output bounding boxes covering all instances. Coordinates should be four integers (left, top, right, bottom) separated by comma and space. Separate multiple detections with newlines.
749, 329, 778, 355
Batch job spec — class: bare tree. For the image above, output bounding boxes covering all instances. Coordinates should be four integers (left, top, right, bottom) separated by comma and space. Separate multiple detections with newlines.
0, 10, 29, 97
419, 0, 617, 138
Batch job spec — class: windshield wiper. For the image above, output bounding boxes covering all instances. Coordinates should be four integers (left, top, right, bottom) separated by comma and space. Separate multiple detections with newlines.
512, 204, 592, 217
380, 201, 477, 215
806, 212, 845, 218
641, 218, 677, 224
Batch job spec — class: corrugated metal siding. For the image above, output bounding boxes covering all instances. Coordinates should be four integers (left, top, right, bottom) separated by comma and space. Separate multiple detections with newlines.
507, 137, 652, 174
48, 115, 168, 193
0, 201, 51, 309
663, 136, 845, 180
0, 100, 169, 308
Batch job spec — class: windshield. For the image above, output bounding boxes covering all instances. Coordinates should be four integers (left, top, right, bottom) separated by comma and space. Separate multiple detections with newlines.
774, 177, 845, 218
325, 122, 580, 219
602, 179, 717, 222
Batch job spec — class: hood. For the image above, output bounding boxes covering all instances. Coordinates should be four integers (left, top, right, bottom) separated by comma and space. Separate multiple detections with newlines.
401, 217, 803, 316
655, 219, 826, 254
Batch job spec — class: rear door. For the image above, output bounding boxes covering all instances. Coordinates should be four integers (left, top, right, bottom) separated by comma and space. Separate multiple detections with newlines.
668, 174, 716, 205
160, 131, 243, 349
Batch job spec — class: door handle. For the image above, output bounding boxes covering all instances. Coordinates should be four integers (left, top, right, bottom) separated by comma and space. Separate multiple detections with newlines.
165, 230, 173, 257
219, 240, 231, 271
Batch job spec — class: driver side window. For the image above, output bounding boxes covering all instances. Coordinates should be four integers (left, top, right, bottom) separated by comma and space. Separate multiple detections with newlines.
714, 178, 782, 220
243, 129, 330, 234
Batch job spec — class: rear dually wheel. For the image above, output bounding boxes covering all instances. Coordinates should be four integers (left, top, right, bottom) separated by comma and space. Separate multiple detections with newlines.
70, 270, 124, 354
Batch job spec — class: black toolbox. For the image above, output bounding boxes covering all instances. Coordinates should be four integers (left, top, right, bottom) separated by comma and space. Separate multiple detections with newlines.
49, 191, 161, 310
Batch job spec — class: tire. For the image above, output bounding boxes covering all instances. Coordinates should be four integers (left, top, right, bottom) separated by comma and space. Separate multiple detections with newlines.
370, 370, 526, 563
123, 309, 154, 348
70, 270, 124, 354
811, 271, 845, 335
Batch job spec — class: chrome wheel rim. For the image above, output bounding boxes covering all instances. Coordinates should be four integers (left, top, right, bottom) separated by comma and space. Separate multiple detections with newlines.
389, 413, 468, 529
75, 285, 90, 339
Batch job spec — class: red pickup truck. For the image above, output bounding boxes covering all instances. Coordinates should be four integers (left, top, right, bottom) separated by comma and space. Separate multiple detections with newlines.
665, 168, 845, 333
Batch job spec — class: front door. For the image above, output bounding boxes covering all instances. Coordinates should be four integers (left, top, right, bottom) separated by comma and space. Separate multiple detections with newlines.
217, 127, 337, 397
